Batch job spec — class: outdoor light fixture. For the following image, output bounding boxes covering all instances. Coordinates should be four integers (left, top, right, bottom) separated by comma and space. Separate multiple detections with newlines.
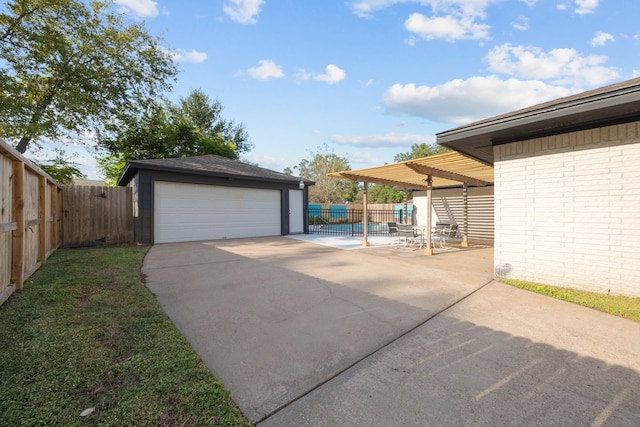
299, 180, 305, 189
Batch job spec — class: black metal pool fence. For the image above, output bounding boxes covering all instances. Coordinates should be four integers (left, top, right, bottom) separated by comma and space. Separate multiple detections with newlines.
308, 206, 416, 236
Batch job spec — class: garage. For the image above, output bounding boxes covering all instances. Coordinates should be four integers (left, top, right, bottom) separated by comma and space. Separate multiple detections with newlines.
117, 155, 313, 244
154, 182, 282, 243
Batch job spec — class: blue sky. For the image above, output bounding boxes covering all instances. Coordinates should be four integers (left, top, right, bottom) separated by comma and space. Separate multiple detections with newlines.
56, 1, 640, 178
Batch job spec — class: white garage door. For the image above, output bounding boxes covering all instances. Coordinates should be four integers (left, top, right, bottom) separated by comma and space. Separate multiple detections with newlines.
154, 181, 281, 243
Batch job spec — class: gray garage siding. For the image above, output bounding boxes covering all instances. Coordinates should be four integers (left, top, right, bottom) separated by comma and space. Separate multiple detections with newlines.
128, 168, 307, 244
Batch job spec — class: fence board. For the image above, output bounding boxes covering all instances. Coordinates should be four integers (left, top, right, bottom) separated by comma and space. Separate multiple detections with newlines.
23, 169, 40, 280
11, 160, 25, 290
1, 154, 13, 297
62, 186, 133, 247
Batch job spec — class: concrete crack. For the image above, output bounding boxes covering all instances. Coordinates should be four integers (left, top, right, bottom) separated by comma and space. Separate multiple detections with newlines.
255, 279, 496, 425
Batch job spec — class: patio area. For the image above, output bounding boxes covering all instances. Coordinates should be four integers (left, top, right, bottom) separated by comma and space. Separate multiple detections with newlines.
287, 233, 493, 255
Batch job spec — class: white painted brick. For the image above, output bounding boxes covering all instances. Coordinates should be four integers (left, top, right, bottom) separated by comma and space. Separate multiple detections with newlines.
494, 127, 640, 296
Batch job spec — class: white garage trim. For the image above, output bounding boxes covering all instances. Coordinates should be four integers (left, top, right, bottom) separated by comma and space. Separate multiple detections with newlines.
154, 181, 281, 243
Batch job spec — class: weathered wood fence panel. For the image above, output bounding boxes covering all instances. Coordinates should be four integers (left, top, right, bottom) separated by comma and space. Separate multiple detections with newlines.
62, 186, 133, 248
0, 153, 12, 303
0, 140, 62, 305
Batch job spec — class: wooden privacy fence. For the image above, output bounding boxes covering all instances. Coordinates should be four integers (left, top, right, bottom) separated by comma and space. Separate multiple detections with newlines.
1, 139, 135, 306
1, 140, 62, 306
62, 185, 133, 248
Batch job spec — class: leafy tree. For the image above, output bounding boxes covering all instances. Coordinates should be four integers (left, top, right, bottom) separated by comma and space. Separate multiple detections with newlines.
97, 103, 238, 183
0, 0, 177, 153
35, 149, 85, 184
394, 142, 449, 162
96, 153, 127, 187
292, 144, 357, 203
175, 89, 252, 156
367, 184, 407, 203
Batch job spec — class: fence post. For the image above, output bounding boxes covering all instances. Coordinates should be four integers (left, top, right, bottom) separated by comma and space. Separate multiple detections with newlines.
38, 176, 46, 265
51, 184, 58, 250
11, 160, 25, 291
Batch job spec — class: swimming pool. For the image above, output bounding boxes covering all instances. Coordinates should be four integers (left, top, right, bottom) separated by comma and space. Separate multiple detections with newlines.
310, 222, 388, 235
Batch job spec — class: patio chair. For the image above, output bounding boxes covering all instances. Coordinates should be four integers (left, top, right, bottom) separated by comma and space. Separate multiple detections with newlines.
431, 232, 446, 248
397, 223, 420, 247
387, 222, 398, 236
387, 222, 400, 244
431, 223, 458, 248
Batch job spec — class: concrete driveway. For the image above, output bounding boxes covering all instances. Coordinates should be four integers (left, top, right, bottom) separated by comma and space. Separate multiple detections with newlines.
142, 236, 640, 426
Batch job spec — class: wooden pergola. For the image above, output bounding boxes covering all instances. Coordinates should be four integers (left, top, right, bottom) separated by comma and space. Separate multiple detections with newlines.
328, 151, 494, 255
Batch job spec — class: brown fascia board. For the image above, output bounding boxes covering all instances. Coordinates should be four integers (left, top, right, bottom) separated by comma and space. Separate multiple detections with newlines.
437, 81, 640, 165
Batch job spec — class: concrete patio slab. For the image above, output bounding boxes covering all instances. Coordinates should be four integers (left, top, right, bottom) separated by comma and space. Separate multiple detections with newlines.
259, 281, 640, 427
142, 236, 493, 422
142, 236, 640, 426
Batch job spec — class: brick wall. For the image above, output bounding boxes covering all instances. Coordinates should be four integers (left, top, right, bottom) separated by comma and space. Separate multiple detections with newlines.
494, 121, 640, 296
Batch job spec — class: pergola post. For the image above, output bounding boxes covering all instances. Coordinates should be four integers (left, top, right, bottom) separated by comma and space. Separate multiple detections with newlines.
424, 175, 433, 256
403, 188, 408, 223
362, 182, 369, 247
462, 183, 469, 247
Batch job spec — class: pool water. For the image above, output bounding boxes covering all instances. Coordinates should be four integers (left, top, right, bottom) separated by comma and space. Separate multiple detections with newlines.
319, 223, 385, 233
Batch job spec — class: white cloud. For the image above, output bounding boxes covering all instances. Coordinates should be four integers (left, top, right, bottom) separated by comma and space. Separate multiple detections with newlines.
520, 0, 538, 5
348, 151, 379, 165
350, 1, 496, 41
558, 0, 599, 14
349, 0, 496, 17
114, 0, 159, 18
405, 35, 417, 46
224, 0, 264, 24
591, 31, 614, 47
512, 16, 529, 31
294, 68, 312, 82
382, 76, 572, 124
313, 64, 346, 84
405, 12, 490, 41
485, 43, 619, 87
349, 0, 404, 19
246, 60, 285, 80
358, 79, 375, 87
171, 49, 208, 63
329, 133, 434, 148
245, 155, 292, 172
575, 0, 598, 15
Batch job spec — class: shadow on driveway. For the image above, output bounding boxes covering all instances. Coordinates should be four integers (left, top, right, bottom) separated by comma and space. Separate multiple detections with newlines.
142, 236, 640, 426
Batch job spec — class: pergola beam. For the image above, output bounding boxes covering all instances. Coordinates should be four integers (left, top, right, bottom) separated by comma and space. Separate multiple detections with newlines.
404, 163, 489, 187
334, 173, 431, 191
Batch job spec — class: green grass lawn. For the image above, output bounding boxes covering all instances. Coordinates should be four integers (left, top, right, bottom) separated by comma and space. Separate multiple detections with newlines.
502, 279, 640, 323
0, 246, 251, 427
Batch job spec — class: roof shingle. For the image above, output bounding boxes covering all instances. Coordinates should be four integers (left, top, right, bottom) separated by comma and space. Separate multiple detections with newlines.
118, 154, 311, 186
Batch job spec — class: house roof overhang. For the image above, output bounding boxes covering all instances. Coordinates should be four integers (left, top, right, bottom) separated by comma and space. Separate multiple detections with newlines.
437, 77, 640, 165
328, 151, 493, 189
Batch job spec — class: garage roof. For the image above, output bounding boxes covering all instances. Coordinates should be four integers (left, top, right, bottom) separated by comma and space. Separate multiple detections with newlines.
328, 151, 493, 189
118, 154, 313, 187
437, 77, 640, 164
